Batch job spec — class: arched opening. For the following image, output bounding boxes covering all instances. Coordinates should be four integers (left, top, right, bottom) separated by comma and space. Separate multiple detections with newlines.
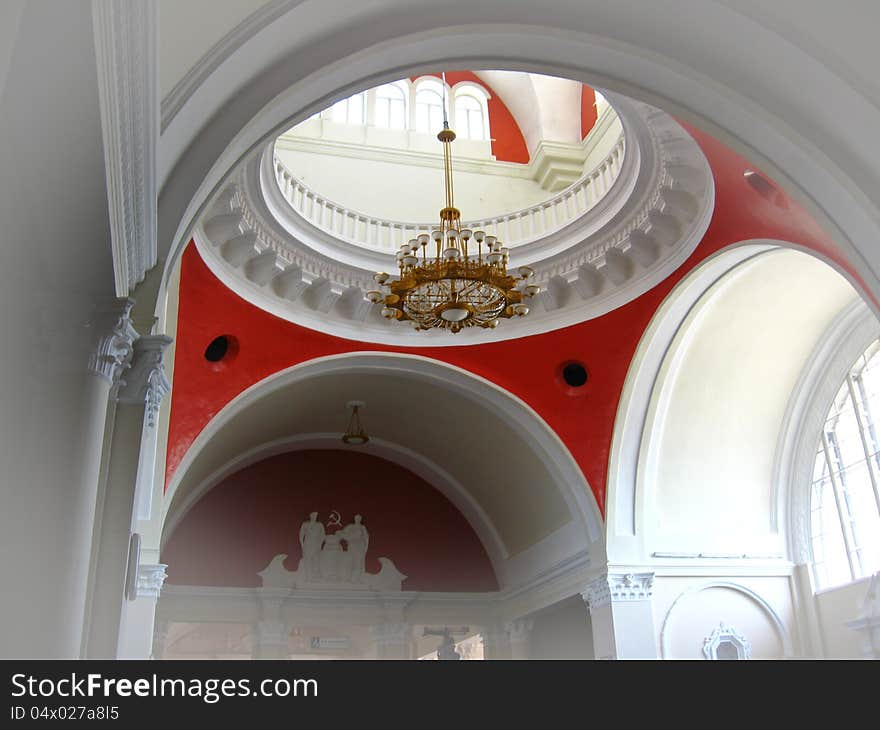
156, 352, 602, 659
607, 242, 878, 658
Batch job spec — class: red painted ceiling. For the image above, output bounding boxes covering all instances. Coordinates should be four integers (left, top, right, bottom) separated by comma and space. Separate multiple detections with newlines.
165, 121, 868, 520
162, 449, 498, 591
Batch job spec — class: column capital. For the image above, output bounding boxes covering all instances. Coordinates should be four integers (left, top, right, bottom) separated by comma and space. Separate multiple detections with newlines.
581, 571, 655, 611
504, 617, 534, 642
136, 563, 167, 598
252, 620, 289, 646
87, 298, 138, 385
370, 622, 411, 646
118, 335, 172, 427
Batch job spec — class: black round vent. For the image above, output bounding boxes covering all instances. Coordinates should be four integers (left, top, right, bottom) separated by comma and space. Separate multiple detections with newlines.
562, 362, 588, 388
204, 335, 230, 362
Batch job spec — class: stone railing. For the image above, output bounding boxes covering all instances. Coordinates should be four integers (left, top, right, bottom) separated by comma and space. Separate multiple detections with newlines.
272, 134, 625, 251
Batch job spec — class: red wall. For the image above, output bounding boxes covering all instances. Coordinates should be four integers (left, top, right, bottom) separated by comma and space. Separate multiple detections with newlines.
162, 450, 498, 591
166, 124, 869, 517
413, 71, 530, 164
581, 85, 598, 139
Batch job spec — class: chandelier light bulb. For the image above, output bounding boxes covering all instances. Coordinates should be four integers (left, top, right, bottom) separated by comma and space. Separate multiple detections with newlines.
368, 116, 531, 333
525, 284, 541, 297
374, 272, 390, 284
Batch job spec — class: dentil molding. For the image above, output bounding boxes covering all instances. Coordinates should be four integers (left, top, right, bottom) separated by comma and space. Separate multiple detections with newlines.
92, 0, 158, 297
581, 571, 655, 611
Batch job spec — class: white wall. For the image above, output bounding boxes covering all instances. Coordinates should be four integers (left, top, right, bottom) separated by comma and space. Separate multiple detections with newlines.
814, 576, 873, 658
0, 0, 117, 657
528, 595, 595, 659
646, 250, 857, 556
276, 139, 550, 222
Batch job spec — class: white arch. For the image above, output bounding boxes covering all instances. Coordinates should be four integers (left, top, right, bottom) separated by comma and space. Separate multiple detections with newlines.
605, 241, 863, 564
161, 352, 605, 589
151, 4, 880, 330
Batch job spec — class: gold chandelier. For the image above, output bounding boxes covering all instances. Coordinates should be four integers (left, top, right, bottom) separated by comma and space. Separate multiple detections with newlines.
365, 83, 540, 333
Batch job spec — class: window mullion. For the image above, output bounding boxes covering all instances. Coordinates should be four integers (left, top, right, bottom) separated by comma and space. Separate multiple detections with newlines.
820, 430, 858, 581
852, 374, 880, 517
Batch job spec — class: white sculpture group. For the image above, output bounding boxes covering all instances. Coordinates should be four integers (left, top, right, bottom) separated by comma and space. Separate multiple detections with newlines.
299, 511, 369, 583
258, 511, 407, 592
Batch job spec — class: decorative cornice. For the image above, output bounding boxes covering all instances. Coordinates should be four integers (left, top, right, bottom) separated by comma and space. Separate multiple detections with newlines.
92, 0, 158, 296
194, 94, 713, 346
136, 563, 167, 598
118, 335, 172, 427
581, 572, 655, 611
87, 298, 138, 385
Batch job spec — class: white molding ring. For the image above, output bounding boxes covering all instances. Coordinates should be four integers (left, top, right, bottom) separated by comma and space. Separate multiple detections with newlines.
162, 352, 604, 573
773, 299, 879, 566
152, 7, 880, 337
193, 94, 713, 346
658, 580, 792, 659
160, 433, 509, 576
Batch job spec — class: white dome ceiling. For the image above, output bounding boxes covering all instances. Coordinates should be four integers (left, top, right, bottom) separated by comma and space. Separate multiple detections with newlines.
194, 88, 714, 345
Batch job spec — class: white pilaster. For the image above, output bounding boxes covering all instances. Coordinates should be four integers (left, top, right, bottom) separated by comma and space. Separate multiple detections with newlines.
370, 623, 412, 660
505, 617, 534, 660
581, 571, 657, 659
251, 620, 290, 659
119, 563, 167, 659
84, 335, 172, 658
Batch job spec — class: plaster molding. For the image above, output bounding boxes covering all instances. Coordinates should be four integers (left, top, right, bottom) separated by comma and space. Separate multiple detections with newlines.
658, 580, 791, 659
136, 563, 167, 599
92, 0, 158, 297
581, 571, 655, 611
160, 1, 305, 133
702, 622, 751, 660
118, 335, 173, 428
86, 298, 138, 385
193, 94, 713, 346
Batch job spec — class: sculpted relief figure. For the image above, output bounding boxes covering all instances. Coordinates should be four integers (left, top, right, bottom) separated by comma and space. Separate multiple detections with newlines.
299, 511, 325, 580
261, 510, 402, 590
341, 514, 369, 582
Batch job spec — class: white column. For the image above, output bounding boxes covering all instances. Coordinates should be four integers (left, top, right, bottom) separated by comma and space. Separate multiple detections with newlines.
71, 298, 138, 656
251, 620, 290, 659
581, 572, 657, 659
480, 623, 511, 660
370, 623, 412, 659
84, 335, 172, 658
118, 563, 167, 658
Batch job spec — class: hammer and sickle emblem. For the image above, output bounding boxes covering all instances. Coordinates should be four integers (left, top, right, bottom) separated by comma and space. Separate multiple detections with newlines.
327, 510, 342, 528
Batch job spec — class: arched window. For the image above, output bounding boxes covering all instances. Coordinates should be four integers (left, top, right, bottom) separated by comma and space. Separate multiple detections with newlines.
811, 338, 880, 589
330, 91, 365, 125
454, 93, 487, 140
415, 80, 445, 134
374, 82, 407, 129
